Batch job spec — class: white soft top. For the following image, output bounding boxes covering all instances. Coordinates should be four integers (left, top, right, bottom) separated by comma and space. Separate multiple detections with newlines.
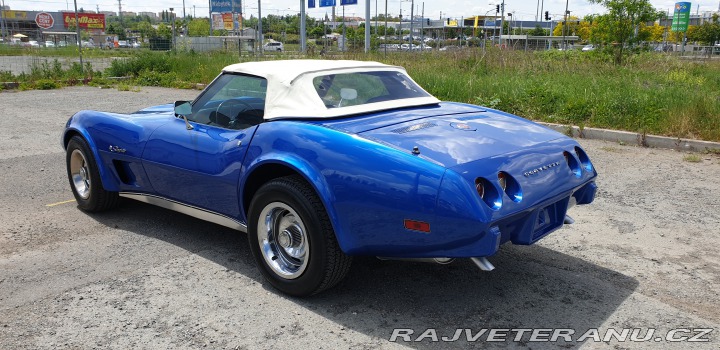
222, 59, 440, 120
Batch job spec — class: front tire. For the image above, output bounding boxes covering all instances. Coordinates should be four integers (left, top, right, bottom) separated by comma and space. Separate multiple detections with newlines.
248, 175, 351, 296
66, 136, 119, 212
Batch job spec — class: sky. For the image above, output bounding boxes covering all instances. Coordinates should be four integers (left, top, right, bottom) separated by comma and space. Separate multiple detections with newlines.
6, 0, 720, 22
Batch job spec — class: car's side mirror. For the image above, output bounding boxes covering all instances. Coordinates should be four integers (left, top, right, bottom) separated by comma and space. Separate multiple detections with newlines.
174, 101, 192, 116
174, 101, 194, 130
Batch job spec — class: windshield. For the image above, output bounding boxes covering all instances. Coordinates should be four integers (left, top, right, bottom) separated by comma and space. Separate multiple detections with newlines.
312, 71, 430, 109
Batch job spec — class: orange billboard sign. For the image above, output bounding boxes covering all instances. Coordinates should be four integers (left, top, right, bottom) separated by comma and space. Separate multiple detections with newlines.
62, 12, 105, 29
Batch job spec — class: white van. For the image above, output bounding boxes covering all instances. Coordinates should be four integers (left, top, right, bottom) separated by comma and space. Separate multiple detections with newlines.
264, 41, 284, 52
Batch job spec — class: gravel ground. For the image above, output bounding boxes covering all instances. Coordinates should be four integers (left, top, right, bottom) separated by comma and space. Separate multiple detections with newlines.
0, 86, 719, 349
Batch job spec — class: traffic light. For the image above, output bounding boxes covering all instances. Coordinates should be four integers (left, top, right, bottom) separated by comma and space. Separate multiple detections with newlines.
544, 11, 550, 21
496, 5, 500, 13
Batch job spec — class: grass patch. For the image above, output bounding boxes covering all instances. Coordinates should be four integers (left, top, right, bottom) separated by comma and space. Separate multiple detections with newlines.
2, 48, 720, 142
683, 154, 703, 163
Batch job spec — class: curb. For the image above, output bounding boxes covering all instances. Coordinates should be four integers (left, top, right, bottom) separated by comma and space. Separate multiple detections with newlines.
539, 122, 720, 153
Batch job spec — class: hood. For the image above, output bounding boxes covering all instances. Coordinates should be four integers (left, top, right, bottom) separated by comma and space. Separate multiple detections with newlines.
133, 103, 175, 115
332, 103, 565, 168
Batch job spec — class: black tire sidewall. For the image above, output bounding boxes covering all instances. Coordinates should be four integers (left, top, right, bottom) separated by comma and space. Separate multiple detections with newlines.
248, 178, 332, 296
66, 136, 103, 211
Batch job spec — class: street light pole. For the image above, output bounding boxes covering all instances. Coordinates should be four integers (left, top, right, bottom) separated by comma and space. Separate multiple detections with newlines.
562, 0, 569, 50
170, 8, 176, 50
300, 0, 306, 53
73, 0, 83, 76
499, 0, 505, 46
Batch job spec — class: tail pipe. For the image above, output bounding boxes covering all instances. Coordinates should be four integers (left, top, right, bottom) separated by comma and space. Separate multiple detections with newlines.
471, 257, 495, 271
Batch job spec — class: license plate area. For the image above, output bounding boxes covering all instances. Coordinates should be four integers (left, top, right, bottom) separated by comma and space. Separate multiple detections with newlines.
531, 199, 569, 241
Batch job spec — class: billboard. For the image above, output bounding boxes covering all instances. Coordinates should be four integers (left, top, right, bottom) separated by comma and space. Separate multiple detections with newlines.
212, 13, 242, 30
211, 0, 241, 13
62, 12, 105, 29
319, 0, 336, 7
340, 0, 358, 4
671, 2, 691, 32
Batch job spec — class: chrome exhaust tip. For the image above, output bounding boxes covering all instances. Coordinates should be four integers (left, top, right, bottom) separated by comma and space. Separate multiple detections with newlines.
470, 257, 495, 271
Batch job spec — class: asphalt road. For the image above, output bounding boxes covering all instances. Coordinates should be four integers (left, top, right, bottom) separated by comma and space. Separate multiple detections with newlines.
1, 87, 719, 349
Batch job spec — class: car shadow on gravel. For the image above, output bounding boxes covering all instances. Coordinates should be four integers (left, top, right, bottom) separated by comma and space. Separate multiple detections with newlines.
88, 199, 638, 348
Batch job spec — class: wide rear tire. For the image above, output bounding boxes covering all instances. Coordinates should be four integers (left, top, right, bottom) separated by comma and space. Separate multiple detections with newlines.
248, 175, 351, 296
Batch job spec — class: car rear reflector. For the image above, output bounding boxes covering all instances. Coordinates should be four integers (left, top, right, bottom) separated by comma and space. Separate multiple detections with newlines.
404, 219, 431, 233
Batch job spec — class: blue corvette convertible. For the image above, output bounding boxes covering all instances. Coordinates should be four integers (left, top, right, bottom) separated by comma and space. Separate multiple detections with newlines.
63, 60, 597, 296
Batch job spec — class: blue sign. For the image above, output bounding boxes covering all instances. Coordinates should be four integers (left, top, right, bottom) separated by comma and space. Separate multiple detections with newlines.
308, 0, 315, 8
340, 0, 358, 4
211, 0, 241, 13
319, 0, 336, 7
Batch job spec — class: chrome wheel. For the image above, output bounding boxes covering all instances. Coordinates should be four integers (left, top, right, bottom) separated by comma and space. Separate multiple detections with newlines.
69, 149, 91, 200
257, 202, 309, 279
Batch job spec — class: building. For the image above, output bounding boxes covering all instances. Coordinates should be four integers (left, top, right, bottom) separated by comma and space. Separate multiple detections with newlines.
0, 9, 106, 42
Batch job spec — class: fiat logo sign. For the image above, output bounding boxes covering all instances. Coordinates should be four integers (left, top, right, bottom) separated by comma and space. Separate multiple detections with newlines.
35, 12, 55, 29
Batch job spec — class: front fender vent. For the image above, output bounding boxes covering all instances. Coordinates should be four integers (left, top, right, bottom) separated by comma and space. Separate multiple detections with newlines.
391, 122, 437, 134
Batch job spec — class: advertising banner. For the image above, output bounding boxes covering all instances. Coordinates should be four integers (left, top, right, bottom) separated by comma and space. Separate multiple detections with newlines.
2, 11, 28, 20
211, 0, 241, 13
671, 2, 691, 32
212, 13, 242, 30
62, 12, 105, 29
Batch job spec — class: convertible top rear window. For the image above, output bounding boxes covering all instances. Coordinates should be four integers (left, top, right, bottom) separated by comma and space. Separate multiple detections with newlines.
313, 71, 430, 109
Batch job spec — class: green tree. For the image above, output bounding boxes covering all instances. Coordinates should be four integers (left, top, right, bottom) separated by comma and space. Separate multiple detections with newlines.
689, 14, 720, 45
187, 18, 210, 37
529, 25, 546, 36
137, 21, 156, 41
588, 0, 662, 64
157, 23, 172, 39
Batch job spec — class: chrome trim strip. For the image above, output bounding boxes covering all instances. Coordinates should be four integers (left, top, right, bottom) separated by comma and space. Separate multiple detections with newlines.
119, 192, 247, 232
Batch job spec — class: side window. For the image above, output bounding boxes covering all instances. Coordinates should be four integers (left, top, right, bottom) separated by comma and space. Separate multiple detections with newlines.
190, 74, 267, 130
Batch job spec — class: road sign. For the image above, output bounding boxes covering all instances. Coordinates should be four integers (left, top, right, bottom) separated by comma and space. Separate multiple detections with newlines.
671, 2, 691, 32
35, 12, 54, 29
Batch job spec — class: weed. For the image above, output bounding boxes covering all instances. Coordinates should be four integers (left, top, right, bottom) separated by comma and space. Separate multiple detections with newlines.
683, 154, 702, 163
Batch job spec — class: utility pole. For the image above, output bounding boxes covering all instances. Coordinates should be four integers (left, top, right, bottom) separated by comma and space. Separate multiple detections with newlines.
0, 0, 6, 41
183, 0, 186, 18
208, 0, 212, 36
73, 0, 83, 76
364, 0, 370, 52
118, 0, 123, 25
563, 0, 569, 50
499, 0, 505, 45
300, 0, 306, 53
409, 0, 414, 45
384, 0, 388, 56
258, 0, 263, 54
420, 2, 424, 51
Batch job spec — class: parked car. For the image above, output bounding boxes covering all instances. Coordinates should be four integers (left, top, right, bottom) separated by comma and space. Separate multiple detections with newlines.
582, 44, 595, 51
44, 41, 56, 48
58, 41, 69, 47
118, 40, 129, 48
131, 41, 141, 49
62, 60, 597, 296
263, 41, 283, 51
28, 40, 40, 48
